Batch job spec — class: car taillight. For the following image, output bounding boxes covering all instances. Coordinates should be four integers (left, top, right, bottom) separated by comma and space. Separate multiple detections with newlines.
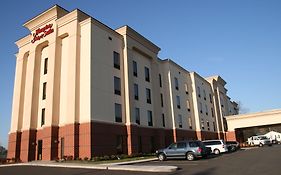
197, 147, 202, 153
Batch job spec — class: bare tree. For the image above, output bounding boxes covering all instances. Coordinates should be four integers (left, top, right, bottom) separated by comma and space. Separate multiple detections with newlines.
237, 101, 250, 114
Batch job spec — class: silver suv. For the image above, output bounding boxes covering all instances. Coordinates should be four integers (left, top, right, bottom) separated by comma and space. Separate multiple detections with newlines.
156, 140, 211, 161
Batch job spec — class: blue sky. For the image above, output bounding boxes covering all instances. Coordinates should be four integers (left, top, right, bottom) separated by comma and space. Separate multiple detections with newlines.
1, 0, 281, 148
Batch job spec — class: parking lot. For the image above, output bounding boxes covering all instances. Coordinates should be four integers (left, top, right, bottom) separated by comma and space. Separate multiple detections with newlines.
142, 144, 281, 175
1, 144, 281, 175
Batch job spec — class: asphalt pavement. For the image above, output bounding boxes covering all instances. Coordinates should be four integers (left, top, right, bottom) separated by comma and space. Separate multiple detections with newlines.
1, 144, 281, 175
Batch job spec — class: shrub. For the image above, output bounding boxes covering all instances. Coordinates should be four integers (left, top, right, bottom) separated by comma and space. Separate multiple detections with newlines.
84, 157, 89, 161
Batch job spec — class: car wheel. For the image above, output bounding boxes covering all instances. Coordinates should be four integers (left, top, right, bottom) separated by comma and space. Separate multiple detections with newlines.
259, 143, 263, 147
158, 153, 166, 161
186, 152, 195, 161
214, 149, 220, 155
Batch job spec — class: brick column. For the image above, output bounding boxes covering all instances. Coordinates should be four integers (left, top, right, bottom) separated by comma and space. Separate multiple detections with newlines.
58, 123, 79, 159
7, 132, 21, 160
79, 122, 91, 159
20, 129, 36, 162
127, 124, 138, 155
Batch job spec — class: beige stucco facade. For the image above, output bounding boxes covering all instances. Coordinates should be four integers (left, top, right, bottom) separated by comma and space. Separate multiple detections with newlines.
225, 109, 281, 142
8, 5, 238, 162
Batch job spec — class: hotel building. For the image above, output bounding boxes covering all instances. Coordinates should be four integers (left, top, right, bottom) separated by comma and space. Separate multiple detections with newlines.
8, 5, 238, 162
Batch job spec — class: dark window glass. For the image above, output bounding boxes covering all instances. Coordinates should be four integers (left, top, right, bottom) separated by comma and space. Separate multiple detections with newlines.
135, 108, 140, 125
116, 135, 123, 154
113, 51, 120, 69
160, 93, 164, 107
189, 141, 200, 147
133, 61, 137, 77
145, 67, 150, 82
175, 77, 179, 90
176, 96, 181, 109
44, 58, 48, 74
177, 142, 186, 149
197, 87, 201, 98
134, 83, 139, 100
147, 110, 153, 126
178, 114, 182, 128
115, 103, 122, 122
209, 94, 213, 103
146, 88, 151, 104
203, 90, 206, 100
41, 108, 45, 126
159, 74, 162, 87
42, 82, 47, 100
162, 113, 165, 127
114, 76, 121, 95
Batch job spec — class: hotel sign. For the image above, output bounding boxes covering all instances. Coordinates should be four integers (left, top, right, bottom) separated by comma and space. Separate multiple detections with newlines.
31, 24, 54, 43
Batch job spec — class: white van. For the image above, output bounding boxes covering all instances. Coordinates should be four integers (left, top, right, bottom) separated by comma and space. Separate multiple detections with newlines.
202, 140, 228, 155
247, 135, 271, 147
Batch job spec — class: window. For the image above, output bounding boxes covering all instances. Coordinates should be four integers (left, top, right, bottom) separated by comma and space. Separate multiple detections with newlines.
116, 135, 123, 154
160, 93, 164, 107
176, 96, 181, 109
203, 90, 206, 100
133, 61, 137, 77
146, 88, 151, 104
209, 94, 213, 103
178, 114, 182, 128
213, 122, 216, 131
147, 110, 153, 126
138, 136, 142, 153
42, 82, 47, 100
189, 141, 200, 147
199, 102, 203, 113
197, 87, 201, 98
188, 117, 192, 129
114, 77, 121, 95
134, 84, 139, 100
186, 100, 190, 111
115, 103, 122, 122
174, 77, 179, 90
41, 108, 45, 126
185, 84, 188, 94
211, 108, 214, 117
220, 96, 224, 107
113, 51, 120, 69
162, 113, 165, 127
44, 58, 48, 74
159, 74, 162, 87
145, 67, 150, 82
135, 108, 140, 125
201, 119, 204, 130
205, 104, 208, 115
177, 142, 186, 148
207, 121, 210, 130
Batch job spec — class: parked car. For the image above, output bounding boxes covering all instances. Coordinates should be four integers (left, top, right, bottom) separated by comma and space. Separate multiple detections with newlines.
202, 140, 228, 155
247, 135, 272, 147
226, 141, 240, 152
156, 140, 211, 161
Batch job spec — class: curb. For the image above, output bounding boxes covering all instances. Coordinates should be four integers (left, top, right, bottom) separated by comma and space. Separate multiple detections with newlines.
0, 159, 178, 173
100, 157, 158, 166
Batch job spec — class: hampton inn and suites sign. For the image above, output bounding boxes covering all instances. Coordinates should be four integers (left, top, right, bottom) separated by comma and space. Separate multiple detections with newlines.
31, 24, 54, 43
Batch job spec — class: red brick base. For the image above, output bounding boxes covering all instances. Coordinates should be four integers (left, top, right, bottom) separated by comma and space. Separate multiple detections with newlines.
225, 131, 237, 141
8, 122, 222, 162
7, 132, 21, 160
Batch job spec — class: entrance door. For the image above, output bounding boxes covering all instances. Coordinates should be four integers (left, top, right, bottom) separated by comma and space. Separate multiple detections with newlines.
37, 140, 42, 160
61, 137, 64, 159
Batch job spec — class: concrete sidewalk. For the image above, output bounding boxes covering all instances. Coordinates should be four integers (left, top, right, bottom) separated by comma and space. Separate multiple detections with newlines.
0, 158, 178, 173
